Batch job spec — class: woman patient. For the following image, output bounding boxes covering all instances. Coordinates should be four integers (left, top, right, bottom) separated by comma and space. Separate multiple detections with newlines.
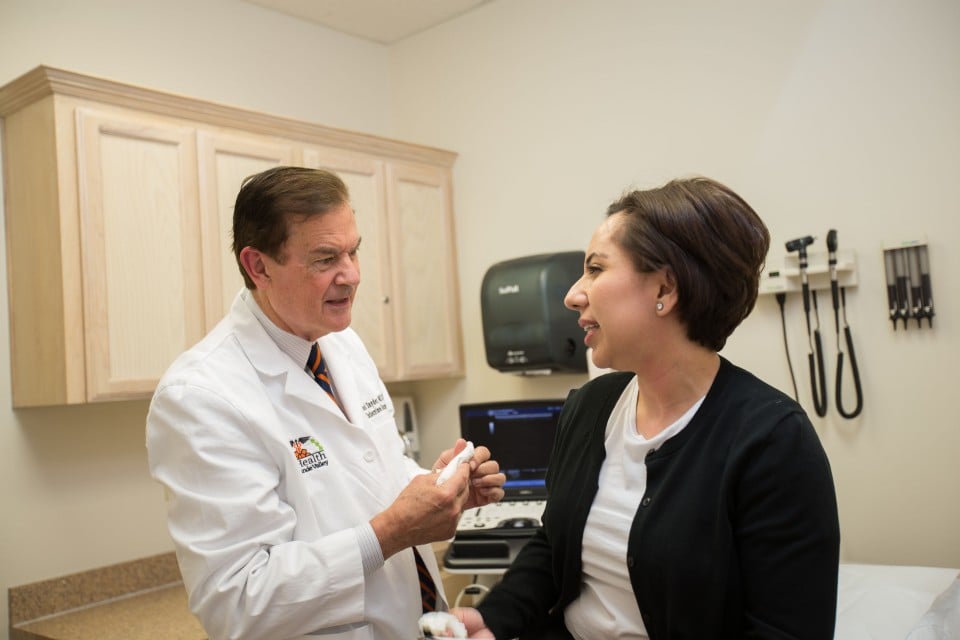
454, 176, 841, 639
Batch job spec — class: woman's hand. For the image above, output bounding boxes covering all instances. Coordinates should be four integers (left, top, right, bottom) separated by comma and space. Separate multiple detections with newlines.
450, 607, 495, 638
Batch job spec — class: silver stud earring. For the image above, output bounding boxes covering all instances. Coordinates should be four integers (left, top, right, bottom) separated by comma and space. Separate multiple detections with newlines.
656, 301, 664, 311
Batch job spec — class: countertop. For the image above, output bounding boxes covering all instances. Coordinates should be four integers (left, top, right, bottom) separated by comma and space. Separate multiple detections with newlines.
9, 552, 204, 640
9, 544, 471, 640
12, 584, 204, 640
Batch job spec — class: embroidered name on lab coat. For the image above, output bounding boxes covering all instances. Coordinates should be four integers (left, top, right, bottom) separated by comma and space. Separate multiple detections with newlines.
362, 393, 388, 419
290, 436, 329, 473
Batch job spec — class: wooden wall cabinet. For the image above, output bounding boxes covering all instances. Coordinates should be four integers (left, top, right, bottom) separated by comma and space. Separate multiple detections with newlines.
196, 131, 296, 327
386, 162, 462, 379
0, 66, 464, 407
302, 149, 463, 381
76, 108, 207, 402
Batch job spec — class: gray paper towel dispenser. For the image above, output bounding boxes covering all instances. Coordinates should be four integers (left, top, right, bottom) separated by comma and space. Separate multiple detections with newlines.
481, 251, 587, 374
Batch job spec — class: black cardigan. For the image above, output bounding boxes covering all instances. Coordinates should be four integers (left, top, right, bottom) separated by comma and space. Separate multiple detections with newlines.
477, 358, 840, 639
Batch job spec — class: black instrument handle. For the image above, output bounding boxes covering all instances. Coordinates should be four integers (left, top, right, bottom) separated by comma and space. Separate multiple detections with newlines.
831, 280, 841, 336
886, 284, 898, 329
921, 273, 935, 327
894, 249, 911, 328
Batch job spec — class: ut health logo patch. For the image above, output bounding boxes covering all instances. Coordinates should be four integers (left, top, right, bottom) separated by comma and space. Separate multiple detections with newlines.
290, 436, 328, 474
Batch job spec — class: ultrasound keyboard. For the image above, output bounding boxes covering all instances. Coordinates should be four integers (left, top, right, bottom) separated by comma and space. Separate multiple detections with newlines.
455, 500, 545, 538
445, 500, 545, 571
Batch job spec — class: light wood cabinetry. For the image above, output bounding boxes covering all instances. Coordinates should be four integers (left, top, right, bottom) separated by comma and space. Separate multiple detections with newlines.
301, 147, 396, 377
196, 131, 295, 326
0, 66, 463, 407
76, 108, 206, 401
302, 148, 463, 380
387, 162, 462, 379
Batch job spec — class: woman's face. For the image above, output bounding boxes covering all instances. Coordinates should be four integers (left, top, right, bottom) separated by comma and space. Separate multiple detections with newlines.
564, 213, 663, 371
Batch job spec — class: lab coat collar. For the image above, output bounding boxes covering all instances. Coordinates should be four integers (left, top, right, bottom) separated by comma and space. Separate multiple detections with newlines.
229, 291, 353, 421
317, 333, 360, 422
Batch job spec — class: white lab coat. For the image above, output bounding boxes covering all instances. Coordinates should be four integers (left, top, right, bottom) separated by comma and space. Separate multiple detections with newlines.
146, 291, 445, 640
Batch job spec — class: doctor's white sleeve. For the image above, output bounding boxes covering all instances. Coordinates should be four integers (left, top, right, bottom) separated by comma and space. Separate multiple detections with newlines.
146, 382, 366, 640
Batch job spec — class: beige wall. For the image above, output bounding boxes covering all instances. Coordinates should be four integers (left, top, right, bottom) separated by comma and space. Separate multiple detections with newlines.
390, 0, 960, 570
1, 0, 958, 637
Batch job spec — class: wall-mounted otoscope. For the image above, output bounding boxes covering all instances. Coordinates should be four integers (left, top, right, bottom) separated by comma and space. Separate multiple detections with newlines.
827, 230, 862, 419
786, 235, 828, 417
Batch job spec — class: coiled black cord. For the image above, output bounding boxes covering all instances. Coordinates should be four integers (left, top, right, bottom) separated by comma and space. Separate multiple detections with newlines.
810, 291, 829, 418
776, 292, 799, 402
835, 288, 863, 418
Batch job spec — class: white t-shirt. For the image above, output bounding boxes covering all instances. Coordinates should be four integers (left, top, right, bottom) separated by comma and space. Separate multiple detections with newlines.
564, 376, 704, 639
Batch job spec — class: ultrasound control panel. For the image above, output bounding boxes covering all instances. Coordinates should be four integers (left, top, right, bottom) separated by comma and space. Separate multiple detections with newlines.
445, 501, 546, 572
455, 501, 544, 537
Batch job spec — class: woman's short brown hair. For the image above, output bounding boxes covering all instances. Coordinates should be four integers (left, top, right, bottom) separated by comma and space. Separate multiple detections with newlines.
232, 166, 350, 289
607, 177, 770, 351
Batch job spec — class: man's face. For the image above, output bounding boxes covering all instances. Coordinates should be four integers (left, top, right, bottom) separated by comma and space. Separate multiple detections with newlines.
246, 202, 361, 341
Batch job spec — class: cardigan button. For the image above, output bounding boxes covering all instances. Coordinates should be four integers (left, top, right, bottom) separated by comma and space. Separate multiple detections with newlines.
627, 556, 635, 568
641, 495, 652, 507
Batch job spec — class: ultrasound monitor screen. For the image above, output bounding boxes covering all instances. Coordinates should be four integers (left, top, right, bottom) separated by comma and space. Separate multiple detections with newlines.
458, 399, 564, 498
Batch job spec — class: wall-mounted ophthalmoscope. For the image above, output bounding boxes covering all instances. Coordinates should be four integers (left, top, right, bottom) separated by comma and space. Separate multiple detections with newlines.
827, 230, 862, 419
786, 235, 827, 417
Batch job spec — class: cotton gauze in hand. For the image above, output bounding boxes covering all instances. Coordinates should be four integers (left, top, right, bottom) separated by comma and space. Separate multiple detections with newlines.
419, 611, 467, 638
435, 441, 475, 486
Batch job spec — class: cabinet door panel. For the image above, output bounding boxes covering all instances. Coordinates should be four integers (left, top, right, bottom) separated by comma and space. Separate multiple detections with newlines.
302, 148, 396, 378
198, 133, 294, 326
387, 163, 463, 378
76, 110, 204, 400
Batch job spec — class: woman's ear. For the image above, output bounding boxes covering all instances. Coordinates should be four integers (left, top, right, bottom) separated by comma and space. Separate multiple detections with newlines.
656, 266, 679, 312
239, 247, 269, 288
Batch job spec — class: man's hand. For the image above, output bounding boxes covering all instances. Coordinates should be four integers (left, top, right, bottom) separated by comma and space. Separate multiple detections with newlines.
371, 459, 472, 558
434, 438, 506, 510
370, 439, 506, 558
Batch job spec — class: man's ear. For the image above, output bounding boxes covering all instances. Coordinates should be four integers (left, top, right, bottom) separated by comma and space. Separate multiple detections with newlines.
239, 247, 270, 288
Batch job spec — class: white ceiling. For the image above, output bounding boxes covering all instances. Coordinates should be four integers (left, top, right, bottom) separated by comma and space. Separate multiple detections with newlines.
243, 0, 491, 44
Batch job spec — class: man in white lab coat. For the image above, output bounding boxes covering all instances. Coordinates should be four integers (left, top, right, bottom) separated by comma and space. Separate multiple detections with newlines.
147, 166, 505, 640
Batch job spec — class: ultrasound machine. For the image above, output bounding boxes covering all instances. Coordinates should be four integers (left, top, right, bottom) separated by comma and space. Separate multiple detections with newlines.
443, 398, 563, 572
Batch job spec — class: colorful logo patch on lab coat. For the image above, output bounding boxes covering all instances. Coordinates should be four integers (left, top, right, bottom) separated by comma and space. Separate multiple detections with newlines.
290, 436, 328, 473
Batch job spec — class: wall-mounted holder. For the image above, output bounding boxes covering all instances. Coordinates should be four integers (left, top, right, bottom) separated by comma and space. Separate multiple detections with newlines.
759, 249, 858, 295
883, 237, 933, 330
762, 232, 864, 420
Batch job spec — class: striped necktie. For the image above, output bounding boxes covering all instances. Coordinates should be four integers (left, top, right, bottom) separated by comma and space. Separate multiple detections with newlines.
413, 547, 438, 612
308, 345, 437, 610
307, 343, 340, 408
